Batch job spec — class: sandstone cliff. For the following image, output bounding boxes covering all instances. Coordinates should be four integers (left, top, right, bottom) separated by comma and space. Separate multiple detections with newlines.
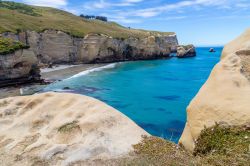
2, 30, 178, 64
0, 92, 148, 165
179, 29, 250, 151
0, 30, 178, 86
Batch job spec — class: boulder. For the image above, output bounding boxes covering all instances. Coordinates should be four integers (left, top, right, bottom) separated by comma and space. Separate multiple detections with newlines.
0, 92, 148, 165
176, 45, 196, 58
179, 29, 250, 151
0, 49, 40, 87
209, 48, 216, 52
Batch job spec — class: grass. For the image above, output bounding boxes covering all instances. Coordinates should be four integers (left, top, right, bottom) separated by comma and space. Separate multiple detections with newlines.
118, 125, 250, 166
0, 100, 8, 107
0, 37, 29, 55
58, 121, 79, 133
194, 124, 250, 166
0, 1, 174, 38
0, 1, 40, 16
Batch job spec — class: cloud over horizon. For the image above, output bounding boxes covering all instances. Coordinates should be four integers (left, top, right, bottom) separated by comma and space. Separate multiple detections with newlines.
23, 0, 67, 8
11, 0, 250, 45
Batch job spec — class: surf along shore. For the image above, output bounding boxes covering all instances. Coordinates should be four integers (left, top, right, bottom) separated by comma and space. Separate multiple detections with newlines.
0, 63, 109, 99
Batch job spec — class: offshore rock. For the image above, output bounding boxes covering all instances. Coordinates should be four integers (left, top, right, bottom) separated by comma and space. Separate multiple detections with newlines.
176, 44, 196, 58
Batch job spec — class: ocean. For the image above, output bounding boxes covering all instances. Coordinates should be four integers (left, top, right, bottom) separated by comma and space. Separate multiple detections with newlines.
43, 47, 222, 143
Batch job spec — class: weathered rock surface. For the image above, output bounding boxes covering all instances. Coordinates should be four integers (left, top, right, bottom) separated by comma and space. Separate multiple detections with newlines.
0, 92, 148, 165
177, 44, 196, 58
179, 29, 250, 151
0, 49, 40, 87
2, 30, 178, 64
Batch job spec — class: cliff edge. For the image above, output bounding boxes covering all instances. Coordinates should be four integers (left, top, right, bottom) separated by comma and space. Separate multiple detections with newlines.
0, 92, 148, 165
179, 29, 250, 151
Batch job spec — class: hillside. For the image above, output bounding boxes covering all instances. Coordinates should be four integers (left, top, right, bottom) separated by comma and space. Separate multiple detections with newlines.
0, 1, 174, 38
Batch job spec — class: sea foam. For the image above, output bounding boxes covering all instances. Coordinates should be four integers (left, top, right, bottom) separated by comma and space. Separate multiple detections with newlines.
68, 63, 118, 79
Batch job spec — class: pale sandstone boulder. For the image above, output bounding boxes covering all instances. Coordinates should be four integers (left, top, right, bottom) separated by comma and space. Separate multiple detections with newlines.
179, 29, 250, 151
0, 92, 148, 165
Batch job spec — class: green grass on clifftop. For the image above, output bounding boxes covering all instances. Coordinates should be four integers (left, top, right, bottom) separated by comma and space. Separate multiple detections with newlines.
0, 37, 28, 55
0, 1, 174, 38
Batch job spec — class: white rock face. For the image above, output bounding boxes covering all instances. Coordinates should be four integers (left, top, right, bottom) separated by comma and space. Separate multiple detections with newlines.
0, 92, 148, 165
179, 29, 250, 151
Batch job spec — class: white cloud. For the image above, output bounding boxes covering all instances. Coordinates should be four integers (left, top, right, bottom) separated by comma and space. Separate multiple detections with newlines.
23, 0, 67, 8
84, 0, 144, 10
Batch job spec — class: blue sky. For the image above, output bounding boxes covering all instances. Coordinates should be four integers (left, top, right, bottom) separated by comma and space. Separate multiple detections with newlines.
11, 0, 250, 46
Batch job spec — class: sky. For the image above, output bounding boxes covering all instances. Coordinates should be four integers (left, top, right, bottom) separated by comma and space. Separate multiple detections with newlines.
10, 0, 250, 46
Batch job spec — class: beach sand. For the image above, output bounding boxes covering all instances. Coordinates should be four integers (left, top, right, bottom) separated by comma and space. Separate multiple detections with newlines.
41, 64, 106, 81
0, 64, 107, 99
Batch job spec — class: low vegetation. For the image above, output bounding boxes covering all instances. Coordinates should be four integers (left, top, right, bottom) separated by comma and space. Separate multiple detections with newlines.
0, 100, 8, 107
0, 37, 28, 55
0, 1, 174, 38
117, 124, 250, 166
194, 124, 250, 166
58, 121, 79, 133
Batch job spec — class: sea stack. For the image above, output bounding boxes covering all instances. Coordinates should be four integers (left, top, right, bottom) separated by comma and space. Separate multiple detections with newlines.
176, 44, 196, 58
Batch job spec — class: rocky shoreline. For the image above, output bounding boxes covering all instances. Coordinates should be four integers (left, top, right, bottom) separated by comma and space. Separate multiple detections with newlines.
0, 63, 108, 99
0, 30, 196, 87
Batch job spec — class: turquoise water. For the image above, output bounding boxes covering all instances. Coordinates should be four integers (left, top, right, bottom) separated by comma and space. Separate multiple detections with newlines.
43, 47, 222, 143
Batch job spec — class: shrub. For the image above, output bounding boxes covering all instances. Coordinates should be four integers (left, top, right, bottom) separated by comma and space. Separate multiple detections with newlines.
194, 124, 250, 156
0, 37, 29, 55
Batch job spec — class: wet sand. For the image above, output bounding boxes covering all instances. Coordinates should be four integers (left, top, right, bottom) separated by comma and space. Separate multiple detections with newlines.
41, 64, 106, 81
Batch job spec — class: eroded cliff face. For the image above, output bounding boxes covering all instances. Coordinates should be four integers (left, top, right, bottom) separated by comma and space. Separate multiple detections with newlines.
0, 92, 148, 165
179, 29, 250, 151
2, 30, 178, 64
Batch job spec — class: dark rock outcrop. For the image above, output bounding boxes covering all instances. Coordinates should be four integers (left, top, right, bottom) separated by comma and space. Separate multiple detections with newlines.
0, 49, 40, 87
177, 45, 196, 58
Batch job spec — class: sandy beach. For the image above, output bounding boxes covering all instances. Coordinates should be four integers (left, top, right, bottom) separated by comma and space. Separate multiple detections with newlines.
0, 64, 107, 99
41, 64, 106, 81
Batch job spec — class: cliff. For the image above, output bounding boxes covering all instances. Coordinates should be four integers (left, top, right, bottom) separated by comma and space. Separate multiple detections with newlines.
0, 92, 148, 165
2, 30, 178, 64
179, 29, 250, 151
0, 1, 181, 86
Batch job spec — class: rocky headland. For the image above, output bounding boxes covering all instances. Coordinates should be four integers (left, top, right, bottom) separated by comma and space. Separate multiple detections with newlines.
0, 30, 182, 87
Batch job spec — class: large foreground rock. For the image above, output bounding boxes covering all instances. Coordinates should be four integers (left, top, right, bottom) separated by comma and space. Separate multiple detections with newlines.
179, 29, 250, 151
0, 92, 148, 165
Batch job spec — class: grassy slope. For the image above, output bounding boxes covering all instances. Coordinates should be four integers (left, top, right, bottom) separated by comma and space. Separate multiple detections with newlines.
0, 1, 174, 38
